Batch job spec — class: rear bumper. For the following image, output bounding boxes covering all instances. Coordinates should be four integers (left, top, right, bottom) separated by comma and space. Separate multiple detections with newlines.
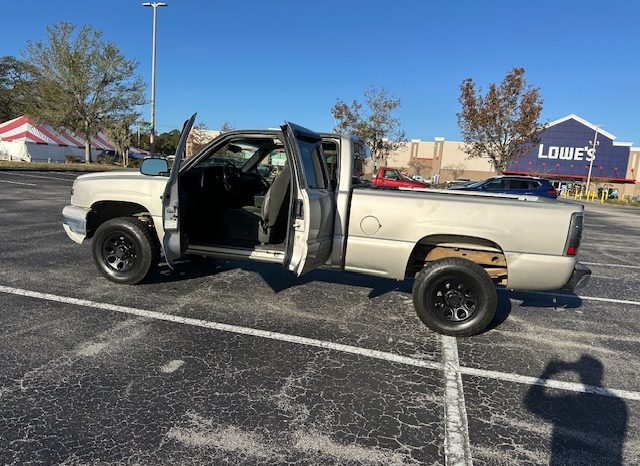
62, 205, 90, 244
563, 262, 592, 291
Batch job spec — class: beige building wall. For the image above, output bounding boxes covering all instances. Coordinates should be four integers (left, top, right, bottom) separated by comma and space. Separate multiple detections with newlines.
381, 137, 496, 182
186, 129, 221, 157
625, 148, 640, 196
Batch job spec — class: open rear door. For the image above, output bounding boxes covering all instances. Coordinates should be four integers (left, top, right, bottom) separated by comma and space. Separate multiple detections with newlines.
281, 122, 335, 276
162, 113, 197, 268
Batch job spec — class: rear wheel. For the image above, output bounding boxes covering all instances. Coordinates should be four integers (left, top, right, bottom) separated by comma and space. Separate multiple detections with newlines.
412, 258, 496, 336
92, 217, 159, 284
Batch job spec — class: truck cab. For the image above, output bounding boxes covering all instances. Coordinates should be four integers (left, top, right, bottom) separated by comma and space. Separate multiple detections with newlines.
370, 167, 429, 188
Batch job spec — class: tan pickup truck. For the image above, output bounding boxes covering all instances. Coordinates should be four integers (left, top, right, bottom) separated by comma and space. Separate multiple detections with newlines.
62, 116, 590, 336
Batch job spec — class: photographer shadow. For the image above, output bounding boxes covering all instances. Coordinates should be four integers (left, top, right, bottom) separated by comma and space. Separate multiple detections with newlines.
524, 356, 628, 465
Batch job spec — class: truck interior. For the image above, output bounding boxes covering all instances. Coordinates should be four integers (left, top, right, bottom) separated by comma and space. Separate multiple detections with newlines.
181, 136, 294, 252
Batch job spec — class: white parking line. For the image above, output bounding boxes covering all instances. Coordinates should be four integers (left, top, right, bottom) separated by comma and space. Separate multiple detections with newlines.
582, 262, 640, 270
0, 284, 442, 371
441, 336, 472, 466
0, 172, 75, 182
460, 366, 640, 401
581, 244, 639, 252
31, 171, 79, 177
0, 179, 37, 186
580, 295, 640, 306
507, 290, 640, 307
2, 284, 640, 405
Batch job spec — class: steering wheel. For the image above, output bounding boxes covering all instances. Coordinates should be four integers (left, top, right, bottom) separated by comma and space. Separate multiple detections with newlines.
222, 161, 242, 195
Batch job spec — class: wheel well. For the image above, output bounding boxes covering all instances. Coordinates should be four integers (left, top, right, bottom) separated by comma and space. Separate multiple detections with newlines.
405, 235, 508, 285
87, 201, 153, 239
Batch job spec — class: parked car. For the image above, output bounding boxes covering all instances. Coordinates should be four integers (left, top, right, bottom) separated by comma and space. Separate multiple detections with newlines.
370, 167, 429, 188
411, 175, 430, 184
445, 179, 472, 188
450, 175, 558, 199
62, 116, 589, 337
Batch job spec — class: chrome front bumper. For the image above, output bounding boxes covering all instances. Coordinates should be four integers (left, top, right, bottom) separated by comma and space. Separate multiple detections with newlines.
563, 262, 592, 291
62, 205, 90, 244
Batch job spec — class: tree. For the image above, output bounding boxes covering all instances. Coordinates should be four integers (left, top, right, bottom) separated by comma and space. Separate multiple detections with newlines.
442, 162, 466, 180
331, 87, 406, 169
155, 129, 181, 156
20, 22, 145, 162
408, 159, 429, 177
457, 67, 545, 174
0, 56, 29, 122
220, 121, 234, 132
106, 116, 134, 166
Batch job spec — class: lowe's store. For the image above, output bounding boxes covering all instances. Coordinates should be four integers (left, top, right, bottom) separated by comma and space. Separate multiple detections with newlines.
504, 115, 639, 197
389, 114, 640, 198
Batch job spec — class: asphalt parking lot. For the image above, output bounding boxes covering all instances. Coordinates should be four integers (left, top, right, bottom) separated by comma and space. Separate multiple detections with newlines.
0, 169, 639, 465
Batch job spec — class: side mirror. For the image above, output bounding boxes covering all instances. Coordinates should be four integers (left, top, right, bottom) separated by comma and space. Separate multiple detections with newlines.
140, 158, 169, 176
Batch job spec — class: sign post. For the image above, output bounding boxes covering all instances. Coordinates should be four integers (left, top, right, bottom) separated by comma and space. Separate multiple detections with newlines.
584, 125, 601, 195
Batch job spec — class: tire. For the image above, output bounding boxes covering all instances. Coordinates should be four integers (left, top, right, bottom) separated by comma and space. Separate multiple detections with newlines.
412, 258, 497, 337
91, 217, 159, 285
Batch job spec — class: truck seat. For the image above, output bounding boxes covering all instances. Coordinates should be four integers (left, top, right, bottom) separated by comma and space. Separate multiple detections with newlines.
258, 164, 291, 244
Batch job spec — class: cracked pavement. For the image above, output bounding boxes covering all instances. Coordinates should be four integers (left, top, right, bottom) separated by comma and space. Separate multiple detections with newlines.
0, 170, 638, 465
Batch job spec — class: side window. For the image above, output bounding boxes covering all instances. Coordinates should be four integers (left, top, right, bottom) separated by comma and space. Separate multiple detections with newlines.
322, 141, 339, 191
383, 170, 399, 180
484, 180, 506, 190
530, 181, 541, 189
509, 179, 529, 190
297, 138, 328, 189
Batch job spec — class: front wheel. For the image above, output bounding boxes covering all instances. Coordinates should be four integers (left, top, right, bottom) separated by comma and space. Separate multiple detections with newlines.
412, 258, 497, 337
92, 217, 159, 285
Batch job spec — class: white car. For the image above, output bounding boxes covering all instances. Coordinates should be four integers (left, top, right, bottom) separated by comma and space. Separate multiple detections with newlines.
411, 175, 430, 184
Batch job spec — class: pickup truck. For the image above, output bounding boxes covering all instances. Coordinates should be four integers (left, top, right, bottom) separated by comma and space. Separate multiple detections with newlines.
370, 167, 428, 188
62, 115, 591, 336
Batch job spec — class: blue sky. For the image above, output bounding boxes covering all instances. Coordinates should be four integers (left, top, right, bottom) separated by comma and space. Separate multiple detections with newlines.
3, 1, 639, 142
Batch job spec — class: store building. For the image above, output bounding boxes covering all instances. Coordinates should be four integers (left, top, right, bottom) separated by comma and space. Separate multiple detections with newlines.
384, 114, 640, 196
505, 115, 639, 197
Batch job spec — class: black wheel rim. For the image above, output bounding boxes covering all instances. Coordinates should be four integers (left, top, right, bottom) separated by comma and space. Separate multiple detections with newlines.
101, 232, 138, 273
429, 276, 479, 323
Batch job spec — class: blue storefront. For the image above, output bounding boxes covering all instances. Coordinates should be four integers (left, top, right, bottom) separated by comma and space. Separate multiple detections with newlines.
505, 115, 636, 186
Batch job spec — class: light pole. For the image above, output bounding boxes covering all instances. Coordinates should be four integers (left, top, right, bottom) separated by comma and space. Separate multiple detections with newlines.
584, 125, 601, 195
142, 2, 167, 156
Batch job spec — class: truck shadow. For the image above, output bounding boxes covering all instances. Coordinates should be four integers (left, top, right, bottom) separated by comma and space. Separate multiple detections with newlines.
151, 260, 585, 315
482, 289, 583, 333
504, 289, 583, 309
150, 258, 411, 298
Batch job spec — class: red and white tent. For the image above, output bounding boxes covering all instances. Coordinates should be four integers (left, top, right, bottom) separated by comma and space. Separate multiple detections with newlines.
0, 116, 147, 162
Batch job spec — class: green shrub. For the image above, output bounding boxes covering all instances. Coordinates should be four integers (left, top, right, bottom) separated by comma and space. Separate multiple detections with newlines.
96, 155, 116, 165
65, 155, 82, 164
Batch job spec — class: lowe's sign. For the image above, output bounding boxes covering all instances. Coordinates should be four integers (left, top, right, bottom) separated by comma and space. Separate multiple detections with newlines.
537, 144, 595, 162
507, 115, 632, 181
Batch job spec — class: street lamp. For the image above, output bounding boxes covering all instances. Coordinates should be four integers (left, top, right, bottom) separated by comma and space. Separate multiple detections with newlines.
585, 125, 601, 196
142, 2, 168, 156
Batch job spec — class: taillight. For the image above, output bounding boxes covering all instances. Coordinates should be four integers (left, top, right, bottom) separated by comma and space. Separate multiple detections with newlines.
564, 213, 583, 256
548, 188, 558, 196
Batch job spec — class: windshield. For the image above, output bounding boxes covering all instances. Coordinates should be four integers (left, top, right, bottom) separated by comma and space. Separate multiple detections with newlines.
196, 140, 259, 169
465, 180, 486, 188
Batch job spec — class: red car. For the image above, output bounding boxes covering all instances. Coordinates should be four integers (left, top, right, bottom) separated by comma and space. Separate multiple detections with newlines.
370, 167, 428, 188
